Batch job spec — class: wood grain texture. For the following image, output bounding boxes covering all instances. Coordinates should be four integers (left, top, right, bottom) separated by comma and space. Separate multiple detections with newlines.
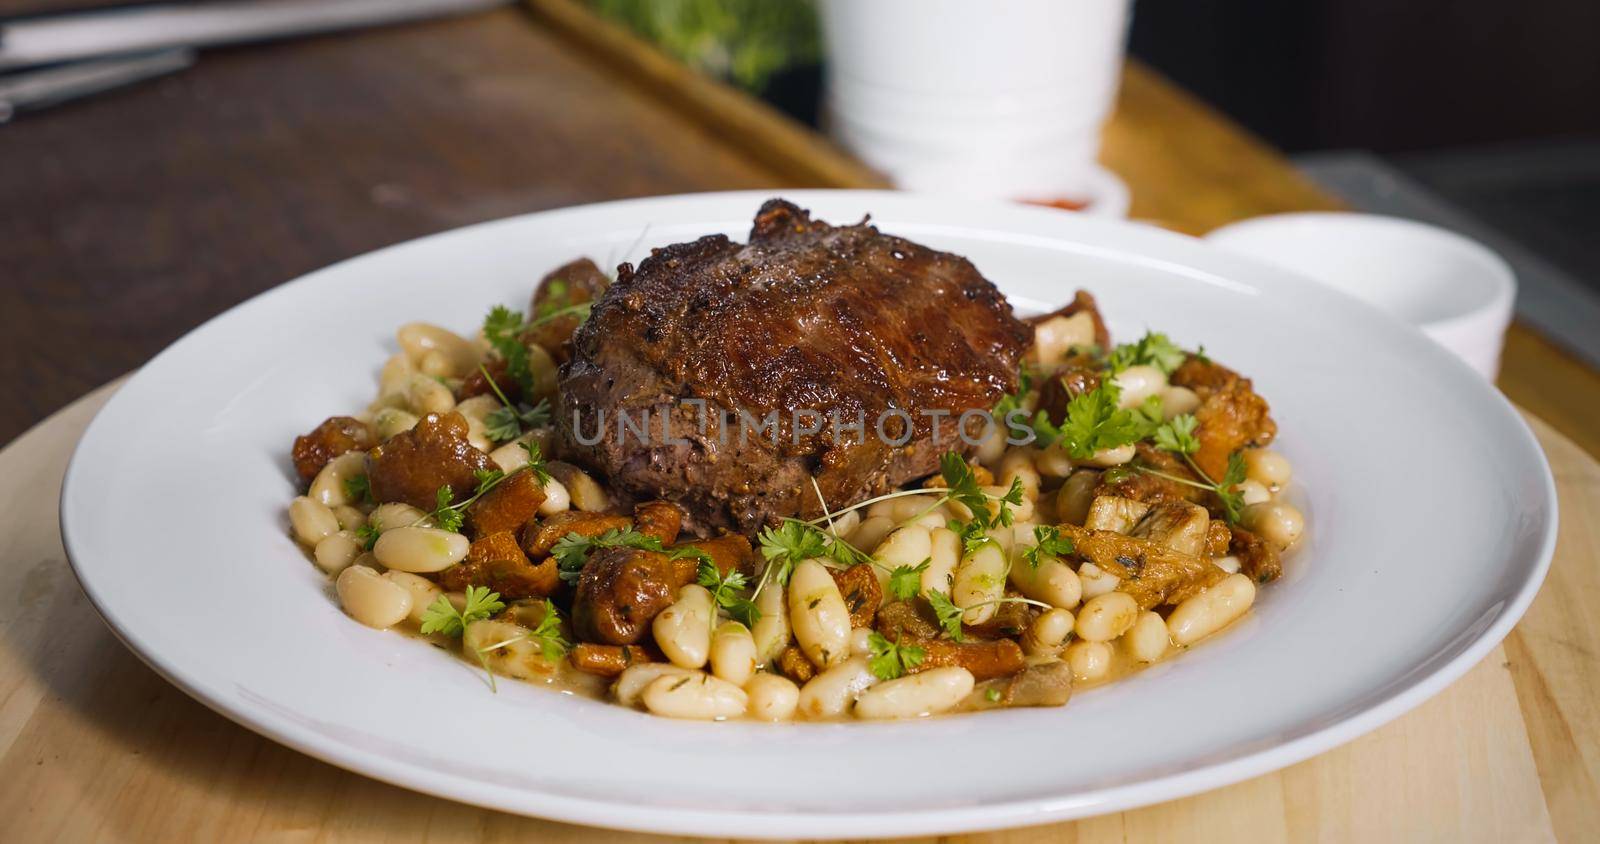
0, 7, 790, 447
1, 381, 1589, 842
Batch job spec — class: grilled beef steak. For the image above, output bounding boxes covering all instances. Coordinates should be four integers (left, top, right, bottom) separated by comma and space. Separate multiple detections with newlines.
556, 199, 1030, 535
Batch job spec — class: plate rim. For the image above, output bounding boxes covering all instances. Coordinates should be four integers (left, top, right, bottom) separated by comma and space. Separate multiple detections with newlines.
59, 188, 1559, 838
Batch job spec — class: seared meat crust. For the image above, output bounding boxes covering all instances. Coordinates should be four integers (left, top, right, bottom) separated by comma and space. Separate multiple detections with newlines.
558, 199, 1030, 535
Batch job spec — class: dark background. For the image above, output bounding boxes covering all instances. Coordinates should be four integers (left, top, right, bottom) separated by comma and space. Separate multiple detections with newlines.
1127, 0, 1600, 153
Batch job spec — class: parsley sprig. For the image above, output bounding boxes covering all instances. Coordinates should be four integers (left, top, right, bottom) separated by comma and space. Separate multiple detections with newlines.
1127, 416, 1250, 523
470, 598, 571, 692
866, 631, 925, 681
925, 589, 1053, 642
420, 585, 505, 637
697, 559, 759, 628
1035, 383, 1147, 459
477, 363, 551, 445
1107, 331, 1187, 374
887, 559, 930, 600
483, 305, 536, 397
1021, 525, 1075, 569
342, 474, 374, 507
551, 527, 709, 585
407, 455, 546, 535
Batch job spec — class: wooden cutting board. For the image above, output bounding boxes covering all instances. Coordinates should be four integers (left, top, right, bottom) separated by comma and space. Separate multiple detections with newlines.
1, 378, 1594, 842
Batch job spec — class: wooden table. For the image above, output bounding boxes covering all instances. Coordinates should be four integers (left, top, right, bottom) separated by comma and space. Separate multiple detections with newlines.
3, 4, 1597, 841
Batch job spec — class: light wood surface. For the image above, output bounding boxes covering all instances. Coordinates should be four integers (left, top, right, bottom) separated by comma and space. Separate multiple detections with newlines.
3, 380, 1592, 842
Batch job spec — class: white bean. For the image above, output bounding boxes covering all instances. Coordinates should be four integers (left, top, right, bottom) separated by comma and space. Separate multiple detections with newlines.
1078, 562, 1121, 598
613, 663, 698, 707
952, 544, 1007, 625
849, 626, 874, 656
1022, 608, 1075, 655
1008, 534, 1082, 609
823, 509, 861, 544
973, 417, 1008, 465
308, 451, 367, 508
1214, 554, 1242, 574
336, 565, 413, 629
744, 673, 800, 721
1161, 385, 1201, 418
289, 496, 340, 546
418, 348, 457, 379
455, 395, 500, 451
537, 478, 571, 515
987, 485, 1035, 523
854, 667, 975, 720
366, 391, 409, 417
1075, 592, 1139, 642
313, 530, 362, 575
873, 525, 931, 590
382, 570, 444, 626
1033, 443, 1075, 479
1114, 364, 1169, 409
397, 322, 479, 376
887, 496, 942, 523
850, 516, 896, 555
464, 619, 559, 680
1066, 640, 1112, 682
1056, 469, 1100, 525
1243, 448, 1293, 489
922, 527, 961, 597
788, 559, 851, 669
1241, 501, 1304, 550
367, 502, 428, 533
1028, 311, 1097, 370
379, 352, 416, 397
1168, 573, 1256, 646
1083, 443, 1136, 468
525, 342, 559, 403
373, 526, 470, 573
796, 655, 878, 719
653, 584, 714, 669
1236, 479, 1272, 505
331, 505, 367, 531
488, 440, 529, 473
998, 448, 1043, 499
642, 672, 747, 720
750, 580, 791, 666
1124, 610, 1170, 662
406, 373, 456, 416
547, 462, 608, 512
710, 621, 757, 686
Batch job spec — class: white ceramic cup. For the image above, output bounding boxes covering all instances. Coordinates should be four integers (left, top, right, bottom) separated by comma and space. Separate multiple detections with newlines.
1206, 213, 1517, 379
818, 0, 1131, 204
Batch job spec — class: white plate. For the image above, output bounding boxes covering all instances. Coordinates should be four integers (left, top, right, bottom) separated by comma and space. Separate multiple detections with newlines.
60, 190, 1556, 839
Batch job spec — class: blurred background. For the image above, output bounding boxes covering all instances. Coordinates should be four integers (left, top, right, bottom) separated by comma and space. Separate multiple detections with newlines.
589, 0, 1598, 285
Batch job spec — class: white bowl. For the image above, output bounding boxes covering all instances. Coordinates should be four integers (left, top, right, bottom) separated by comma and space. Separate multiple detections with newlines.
1205, 212, 1516, 379
60, 191, 1554, 838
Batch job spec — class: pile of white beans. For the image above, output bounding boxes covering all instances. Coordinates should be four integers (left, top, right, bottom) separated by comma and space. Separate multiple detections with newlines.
288, 314, 1305, 722
288, 322, 607, 631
